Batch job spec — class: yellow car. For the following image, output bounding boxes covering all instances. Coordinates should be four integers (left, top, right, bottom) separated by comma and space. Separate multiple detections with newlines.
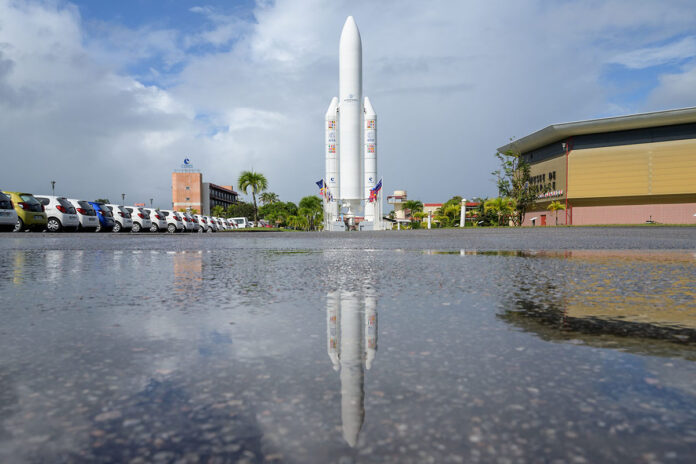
2, 191, 47, 232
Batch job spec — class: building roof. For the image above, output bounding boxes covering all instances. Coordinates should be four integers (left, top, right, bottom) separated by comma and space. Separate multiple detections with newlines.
497, 106, 696, 154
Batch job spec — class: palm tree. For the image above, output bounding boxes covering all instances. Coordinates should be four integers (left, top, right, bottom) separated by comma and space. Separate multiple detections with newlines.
547, 200, 566, 226
260, 192, 279, 205
211, 205, 226, 218
298, 196, 323, 230
237, 171, 268, 226
402, 200, 423, 220
484, 197, 516, 226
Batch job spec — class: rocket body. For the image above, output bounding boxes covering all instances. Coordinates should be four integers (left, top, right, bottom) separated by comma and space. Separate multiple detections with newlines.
338, 16, 363, 214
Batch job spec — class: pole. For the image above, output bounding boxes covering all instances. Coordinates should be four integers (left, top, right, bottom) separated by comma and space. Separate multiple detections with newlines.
122, 193, 126, 205
150, 198, 153, 207
564, 139, 570, 225
51, 181, 56, 196
460, 198, 466, 228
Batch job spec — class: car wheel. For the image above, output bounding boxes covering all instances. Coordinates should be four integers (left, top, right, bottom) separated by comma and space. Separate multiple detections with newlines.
167, 223, 176, 233
46, 217, 61, 232
113, 222, 122, 233
13, 218, 24, 232
206, 227, 212, 233
132, 222, 141, 233
150, 223, 158, 232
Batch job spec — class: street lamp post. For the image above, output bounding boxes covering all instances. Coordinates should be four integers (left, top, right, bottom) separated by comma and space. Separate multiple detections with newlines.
51, 181, 56, 196
150, 198, 153, 207
121, 193, 126, 205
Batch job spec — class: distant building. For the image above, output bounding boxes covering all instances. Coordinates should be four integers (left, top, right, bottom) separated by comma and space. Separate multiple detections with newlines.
498, 107, 696, 225
172, 171, 238, 215
387, 190, 407, 220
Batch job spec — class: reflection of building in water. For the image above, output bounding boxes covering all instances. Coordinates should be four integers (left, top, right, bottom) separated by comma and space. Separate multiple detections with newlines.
173, 251, 203, 296
500, 250, 696, 350
327, 288, 377, 447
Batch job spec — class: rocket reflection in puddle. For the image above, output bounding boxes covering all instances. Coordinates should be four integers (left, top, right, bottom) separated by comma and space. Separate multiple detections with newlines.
327, 288, 377, 447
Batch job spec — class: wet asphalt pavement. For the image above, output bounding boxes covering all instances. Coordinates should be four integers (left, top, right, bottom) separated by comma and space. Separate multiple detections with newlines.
1, 228, 695, 463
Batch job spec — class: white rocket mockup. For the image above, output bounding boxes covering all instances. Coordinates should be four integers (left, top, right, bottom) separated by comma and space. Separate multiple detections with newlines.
325, 16, 380, 230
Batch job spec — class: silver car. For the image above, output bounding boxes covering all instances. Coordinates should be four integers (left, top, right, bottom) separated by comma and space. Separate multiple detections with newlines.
0, 191, 18, 232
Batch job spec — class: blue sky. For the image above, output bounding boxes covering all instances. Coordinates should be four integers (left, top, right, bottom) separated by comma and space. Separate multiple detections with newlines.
1, 0, 696, 207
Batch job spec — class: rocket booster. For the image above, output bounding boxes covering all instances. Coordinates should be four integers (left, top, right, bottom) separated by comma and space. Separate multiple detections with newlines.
338, 16, 362, 212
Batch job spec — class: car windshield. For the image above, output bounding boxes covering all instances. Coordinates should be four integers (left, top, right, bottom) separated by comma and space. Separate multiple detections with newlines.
117, 206, 130, 217
162, 211, 170, 217
20, 194, 43, 212
36, 197, 50, 206
58, 198, 76, 214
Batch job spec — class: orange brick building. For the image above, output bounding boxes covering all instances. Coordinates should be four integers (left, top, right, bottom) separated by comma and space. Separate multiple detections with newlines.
172, 171, 238, 215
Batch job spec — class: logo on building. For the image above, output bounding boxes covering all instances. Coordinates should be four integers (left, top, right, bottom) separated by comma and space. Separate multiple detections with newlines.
181, 157, 195, 169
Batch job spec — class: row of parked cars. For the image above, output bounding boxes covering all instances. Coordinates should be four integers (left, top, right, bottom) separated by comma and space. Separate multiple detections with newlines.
0, 190, 250, 233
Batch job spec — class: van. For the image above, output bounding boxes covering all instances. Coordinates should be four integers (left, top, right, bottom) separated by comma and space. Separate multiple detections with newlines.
230, 217, 249, 229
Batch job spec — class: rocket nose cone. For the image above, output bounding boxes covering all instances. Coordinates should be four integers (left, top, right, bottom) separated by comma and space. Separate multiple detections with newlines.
340, 15, 361, 42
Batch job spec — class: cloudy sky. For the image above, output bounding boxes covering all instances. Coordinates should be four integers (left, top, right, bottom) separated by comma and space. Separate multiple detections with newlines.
1, 0, 696, 208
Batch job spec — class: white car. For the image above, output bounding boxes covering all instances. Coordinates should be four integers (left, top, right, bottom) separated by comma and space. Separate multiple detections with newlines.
160, 210, 184, 233
182, 212, 196, 232
230, 217, 249, 228
204, 216, 217, 232
226, 218, 238, 229
34, 195, 80, 232
67, 199, 100, 231
193, 214, 206, 232
216, 217, 228, 230
106, 204, 134, 233
145, 208, 167, 232
125, 206, 152, 233
0, 191, 18, 232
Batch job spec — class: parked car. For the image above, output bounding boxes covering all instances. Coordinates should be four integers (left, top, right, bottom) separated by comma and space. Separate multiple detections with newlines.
106, 204, 134, 233
125, 206, 152, 233
3, 191, 47, 232
35, 195, 80, 232
204, 216, 217, 232
193, 214, 207, 232
88, 202, 115, 232
216, 217, 228, 231
66, 199, 100, 231
145, 208, 167, 232
230, 217, 249, 229
160, 210, 184, 233
0, 191, 19, 232
226, 218, 238, 229
182, 212, 197, 232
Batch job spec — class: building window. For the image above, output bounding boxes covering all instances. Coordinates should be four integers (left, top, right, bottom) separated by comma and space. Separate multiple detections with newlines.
186, 197, 190, 201
185, 186, 190, 190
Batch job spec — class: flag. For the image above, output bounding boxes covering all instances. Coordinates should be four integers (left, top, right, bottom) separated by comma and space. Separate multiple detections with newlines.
369, 178, 383, 202
316, 179, 327, 197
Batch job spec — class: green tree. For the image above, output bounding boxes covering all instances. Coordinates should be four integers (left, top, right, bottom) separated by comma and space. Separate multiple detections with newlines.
259, 201, 297, 227
298, 195, 323, 231
402, 200, 423, 220
493, 149, 547, 226
95, 198, 110, 204
237, 170, 268, 226
547, 200, 566, 226
211, 205, 226, 217
259, 192, 279, 205
226, 202, 255, 220
484, 197, 516, 226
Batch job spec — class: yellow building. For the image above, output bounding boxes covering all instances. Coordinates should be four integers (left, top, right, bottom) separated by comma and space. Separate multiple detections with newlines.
498, 107, 696, 225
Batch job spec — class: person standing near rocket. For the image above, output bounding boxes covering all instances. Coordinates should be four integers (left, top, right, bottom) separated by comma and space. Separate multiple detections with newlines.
325, 16, 380, 230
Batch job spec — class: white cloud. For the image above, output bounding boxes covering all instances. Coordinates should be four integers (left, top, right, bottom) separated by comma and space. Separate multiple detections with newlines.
610, 36, 696, 69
